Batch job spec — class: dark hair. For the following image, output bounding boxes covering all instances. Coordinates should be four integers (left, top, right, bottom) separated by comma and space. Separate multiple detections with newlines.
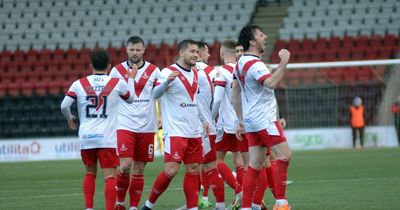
196, 41, 208, 50
221, 39, 237, 52
127, 36, 144, 45
177, 39, 197, 52
91, 49, 110, 71
238, 25, 263, 51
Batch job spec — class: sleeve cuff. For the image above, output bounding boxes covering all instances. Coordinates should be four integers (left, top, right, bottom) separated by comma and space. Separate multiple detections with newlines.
257, 74, 271, 83
213, 81, 226, 87
66, 91, 77, 99
120, 91, 130, 100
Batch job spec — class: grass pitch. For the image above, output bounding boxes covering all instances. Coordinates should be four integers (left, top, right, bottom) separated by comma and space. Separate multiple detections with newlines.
1, 148, 399, 210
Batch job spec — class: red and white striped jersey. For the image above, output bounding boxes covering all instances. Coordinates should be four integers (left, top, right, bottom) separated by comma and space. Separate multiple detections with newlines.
235, 54, 277, 132
66, 74, 131, 149
159, 63, 202, 138
213, 63, 239, 135
109, 61, 160, 133
196, 61, 218, 135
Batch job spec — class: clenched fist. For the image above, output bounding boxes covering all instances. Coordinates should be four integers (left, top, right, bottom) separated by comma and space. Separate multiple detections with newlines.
279, 49, 291, 64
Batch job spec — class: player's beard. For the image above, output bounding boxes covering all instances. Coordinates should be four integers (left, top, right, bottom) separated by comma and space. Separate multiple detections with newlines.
184, 56, 196, 67
130, 57, 142, 64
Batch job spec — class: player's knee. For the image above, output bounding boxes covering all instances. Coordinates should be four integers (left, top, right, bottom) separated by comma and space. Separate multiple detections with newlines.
119, 162, 131, 174
164, 168, 179, 177
132, 164, 145, 175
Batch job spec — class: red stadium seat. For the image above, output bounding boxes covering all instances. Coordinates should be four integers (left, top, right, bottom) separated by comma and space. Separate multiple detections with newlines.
34, 82, 48, 96
7, 82, 21, 97
48, 81, 63, 95
21, 81, 35, 96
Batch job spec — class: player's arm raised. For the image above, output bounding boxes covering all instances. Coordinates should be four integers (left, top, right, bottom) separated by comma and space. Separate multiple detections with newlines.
262, 49, 290, 89
153, 70, 179, 98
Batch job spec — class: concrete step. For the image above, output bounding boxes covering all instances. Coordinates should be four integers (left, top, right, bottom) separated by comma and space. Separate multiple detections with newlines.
250, 3, 291, 62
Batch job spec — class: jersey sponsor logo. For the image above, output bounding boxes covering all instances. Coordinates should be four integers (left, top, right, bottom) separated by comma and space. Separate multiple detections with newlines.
180, 103, 197, 108
133, 99, 150, 103
82, 134, 104, 139
120, 143, 128, 152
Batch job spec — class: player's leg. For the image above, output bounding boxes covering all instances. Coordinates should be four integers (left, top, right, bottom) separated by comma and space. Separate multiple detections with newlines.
202, 161, 225, 209
142, 136, 185, 209
232, 151, 245, 186
241, 145, 266, 209
98, 148, 119, 210
129, 161, 147, 210
102, 167, 117, 210
253, 156, 270, 209
129, 133, 154, 210
142, 162, 179, 210
182, 137, 203, 210
201, 134, 224, 209
268, 122, 292, 209
239, 135, 249, 169
81, 149, 98, 210
216, 133, 243, 195
116, 130, 135, 208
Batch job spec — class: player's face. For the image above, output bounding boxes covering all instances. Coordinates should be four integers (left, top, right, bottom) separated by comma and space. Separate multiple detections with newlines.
253, 28, 267, 54
235, 45, 244, 60
126, 42, 145, 64
199, 45, 210, 63
182, 44, 199, 67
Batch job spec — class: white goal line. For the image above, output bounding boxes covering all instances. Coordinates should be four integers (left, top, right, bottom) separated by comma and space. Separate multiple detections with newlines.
268, 59, 400, 69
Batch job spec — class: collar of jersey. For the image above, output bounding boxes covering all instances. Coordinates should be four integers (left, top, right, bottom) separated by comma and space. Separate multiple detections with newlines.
175, 63, 192, 72
243, 53, 260, 59
126, 60, 146, 70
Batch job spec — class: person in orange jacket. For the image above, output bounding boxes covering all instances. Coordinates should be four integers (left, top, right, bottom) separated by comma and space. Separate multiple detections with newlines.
349, 96, 365, 148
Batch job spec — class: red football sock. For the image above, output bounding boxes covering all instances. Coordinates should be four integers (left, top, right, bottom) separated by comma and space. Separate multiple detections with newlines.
242, 166, 260, 208
116, 171, 130, 203
201, 168, 210, 197
253, 167, 268, 206
217, 161, 242, 194
266, 161, 276, 198
206, 168, 225, 203
104, 177, 117, 210
83, 173, 96, 209
236, 166, 245, 186
274, 159, 290, 199
129, 174, 144, 208
149, 171, 172, 203
184, 172, 200, 209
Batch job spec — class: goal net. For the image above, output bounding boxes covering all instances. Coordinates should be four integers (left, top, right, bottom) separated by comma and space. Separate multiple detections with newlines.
271, 59, 400, 128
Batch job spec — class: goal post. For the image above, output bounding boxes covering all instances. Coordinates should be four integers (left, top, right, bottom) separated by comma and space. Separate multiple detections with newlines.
268, 59, 400, 129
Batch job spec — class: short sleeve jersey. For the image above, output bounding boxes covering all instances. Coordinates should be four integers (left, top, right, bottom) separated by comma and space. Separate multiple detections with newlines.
159, 63, 202, 138
235, 54, 277, 132
66, 74, 130, 149
213, 63, 239, 134
195, 61, 218, 135
109, 61, 160, 133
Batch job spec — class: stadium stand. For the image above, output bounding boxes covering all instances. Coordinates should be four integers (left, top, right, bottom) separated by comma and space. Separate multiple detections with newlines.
0, 0, 399, 137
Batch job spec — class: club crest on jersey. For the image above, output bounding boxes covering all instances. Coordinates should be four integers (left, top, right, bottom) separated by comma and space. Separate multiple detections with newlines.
124, 74, 128, 79
142, 72, 149, 79
173, 152, 181, 160
120, 144, 128, 152
180, 76, 186, 81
